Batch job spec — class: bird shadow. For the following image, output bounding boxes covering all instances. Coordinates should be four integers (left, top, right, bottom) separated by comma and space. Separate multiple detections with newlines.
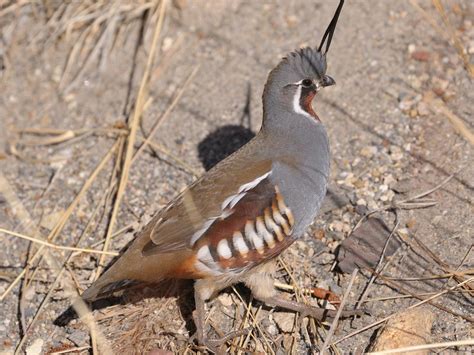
197, 82, 255, 171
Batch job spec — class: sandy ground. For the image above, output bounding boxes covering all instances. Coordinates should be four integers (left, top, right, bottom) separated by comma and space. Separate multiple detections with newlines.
0, 0, 473, 354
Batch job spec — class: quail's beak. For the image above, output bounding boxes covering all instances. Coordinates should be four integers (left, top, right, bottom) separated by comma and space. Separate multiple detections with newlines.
321, 75, 336, 87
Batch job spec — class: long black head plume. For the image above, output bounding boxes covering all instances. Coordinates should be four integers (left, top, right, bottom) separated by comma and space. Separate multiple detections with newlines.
318, 0, 344, 55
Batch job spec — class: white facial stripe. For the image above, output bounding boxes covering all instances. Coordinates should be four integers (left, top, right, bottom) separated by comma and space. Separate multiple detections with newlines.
217, 239, 232, 259
293, 85, 313, 119
233, 231, 249, 255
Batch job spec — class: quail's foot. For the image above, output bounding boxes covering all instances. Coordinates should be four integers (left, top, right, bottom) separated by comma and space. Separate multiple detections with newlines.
255, 295, 364, 321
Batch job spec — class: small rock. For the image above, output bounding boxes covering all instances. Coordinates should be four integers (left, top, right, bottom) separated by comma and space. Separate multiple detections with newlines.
218, 293, 233, 307
273, 312, 296, 333
411, 50, 430, 62
316, 252, 334, 265
406, 218, 417, 229
26, 339, 43, 355
360, 146, 378, 158
162, 37, 174, 52
370, 308, 434, 352
67, 329, 88, 346
431, 215, 442, 225
313, 229, 325, 240
417, 101, 430, 116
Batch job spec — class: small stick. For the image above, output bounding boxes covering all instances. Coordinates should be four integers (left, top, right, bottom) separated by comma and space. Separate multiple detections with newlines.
397, 174, 454, 204
356, 216, 399, 309
49, 346, 91, 354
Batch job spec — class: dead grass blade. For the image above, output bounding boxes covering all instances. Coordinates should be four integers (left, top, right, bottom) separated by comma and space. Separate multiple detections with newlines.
0, 228, 118, 256
431, 0, 474, 77
424, 92, 474, 145
321, 269, 358, 354
409, 0, 473, 77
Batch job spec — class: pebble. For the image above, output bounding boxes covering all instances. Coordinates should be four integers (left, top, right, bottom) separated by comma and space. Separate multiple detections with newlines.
360, 146, 378, 158
417, 101, 430, 116
218, 293, 233, 307
25, 339, 43, 355
273, 312, 296, 333
316, 252, 335, 265
67, 329, 88, 346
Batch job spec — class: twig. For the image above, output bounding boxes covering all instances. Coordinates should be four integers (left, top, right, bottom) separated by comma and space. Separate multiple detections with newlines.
231, 286, 274, 355
321, 269, 358, 354
396, 174, 454, 204
376, 273, 473, 322
425, 93, 474, 145
139, 136, 199, 177
49, 346, 91, 354
358, 289, 469, 303
356, 216, 400, 309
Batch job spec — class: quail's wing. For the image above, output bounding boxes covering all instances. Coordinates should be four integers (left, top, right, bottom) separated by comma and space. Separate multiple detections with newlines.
141, 157, 273, 255
140, 157, 298, 278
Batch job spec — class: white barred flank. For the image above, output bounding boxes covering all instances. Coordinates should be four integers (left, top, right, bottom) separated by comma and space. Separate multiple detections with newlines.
217, 239, 232, 259
233, 231, 249, 256
245, 220, 264, 254
193, 183, 295, 274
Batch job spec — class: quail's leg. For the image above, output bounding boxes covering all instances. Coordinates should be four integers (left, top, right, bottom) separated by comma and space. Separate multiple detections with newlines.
192, 285, 206, 346
193, 280, 251, 354
244, 270, 362, 321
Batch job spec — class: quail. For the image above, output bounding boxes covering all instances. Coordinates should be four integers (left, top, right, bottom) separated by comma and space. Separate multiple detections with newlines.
82, 0, 353, 350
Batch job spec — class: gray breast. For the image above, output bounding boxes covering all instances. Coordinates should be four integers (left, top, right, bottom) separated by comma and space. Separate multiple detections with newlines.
269, 119, 330, 237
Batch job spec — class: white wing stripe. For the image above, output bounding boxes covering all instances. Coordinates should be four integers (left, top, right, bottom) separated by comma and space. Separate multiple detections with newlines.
193, 171, 271, 247
190, 218, 216, 246
238, 172, 271, 193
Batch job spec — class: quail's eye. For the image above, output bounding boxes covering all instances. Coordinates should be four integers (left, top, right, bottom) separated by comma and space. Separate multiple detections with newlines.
301, 79, 313, 88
